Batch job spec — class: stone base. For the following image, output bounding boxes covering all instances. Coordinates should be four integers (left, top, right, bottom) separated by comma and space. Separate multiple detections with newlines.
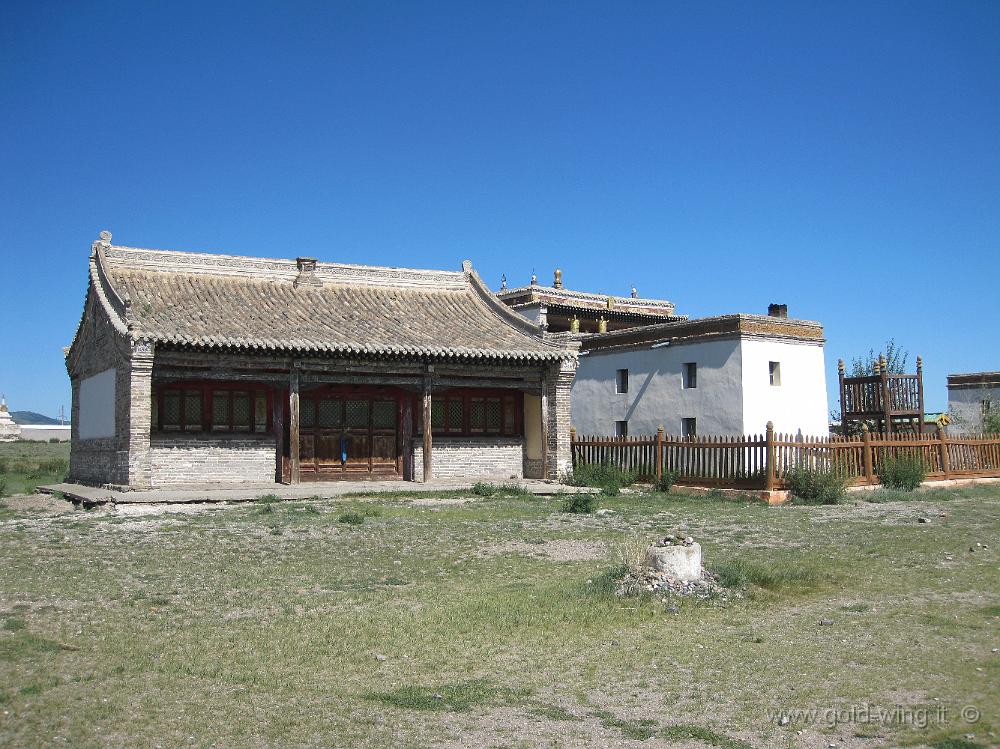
646, 542, 702, 582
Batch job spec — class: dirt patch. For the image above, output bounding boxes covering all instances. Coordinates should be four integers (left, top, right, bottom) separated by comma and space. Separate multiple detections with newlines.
407, 496, 474, 506
479, 539, 607, 562
0, 493, 76, 514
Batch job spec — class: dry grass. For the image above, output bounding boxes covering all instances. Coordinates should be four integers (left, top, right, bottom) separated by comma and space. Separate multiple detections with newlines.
0, 482, 997, 748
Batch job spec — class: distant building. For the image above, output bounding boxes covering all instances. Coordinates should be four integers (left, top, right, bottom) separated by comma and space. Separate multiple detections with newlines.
947, 372, 1000, 434
0, 397, 21, 442
499, 272, 829, 438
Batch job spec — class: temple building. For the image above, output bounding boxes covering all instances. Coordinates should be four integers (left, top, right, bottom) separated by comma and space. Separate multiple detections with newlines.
65, 233, 577, 488
500, 271, 829, 438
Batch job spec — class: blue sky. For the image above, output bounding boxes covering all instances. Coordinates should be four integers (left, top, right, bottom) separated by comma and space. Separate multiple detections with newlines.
1, 1, 998, 417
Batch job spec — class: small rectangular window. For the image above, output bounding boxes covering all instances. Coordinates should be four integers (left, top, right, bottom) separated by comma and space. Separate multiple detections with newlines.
769, 361, 781, 387
683, 363, 697, 389
615, 420, 628, 437
682, 417, 697, 437
615, 369, 629, 394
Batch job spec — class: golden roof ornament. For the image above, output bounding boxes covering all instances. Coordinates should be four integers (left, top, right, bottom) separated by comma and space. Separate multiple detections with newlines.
597, 316, 608, 333
570, 315, 580, 333
553, 268, 563, 289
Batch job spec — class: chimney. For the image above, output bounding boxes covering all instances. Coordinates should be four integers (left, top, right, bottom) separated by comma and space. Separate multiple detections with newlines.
294, 257, 321, 288
767, 303, 788, 319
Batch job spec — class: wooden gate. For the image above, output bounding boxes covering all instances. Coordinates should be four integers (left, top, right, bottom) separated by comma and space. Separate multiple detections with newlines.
291, 389, 402, 479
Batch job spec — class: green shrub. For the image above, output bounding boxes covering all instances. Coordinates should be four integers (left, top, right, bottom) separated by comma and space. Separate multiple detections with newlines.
653, 470, 680, 493
338, 511, 366, 525
48, 437, 61, 444
599, 481, 620, 497
0, 478, 6, 498
471, 482, 531, 497
563, 463, 637, 494
785, 466, 847, 505
562, 493, 597, 514
879, 452, 926, 492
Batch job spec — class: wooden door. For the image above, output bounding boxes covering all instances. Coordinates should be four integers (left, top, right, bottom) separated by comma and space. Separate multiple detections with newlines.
294, 392, 400, 479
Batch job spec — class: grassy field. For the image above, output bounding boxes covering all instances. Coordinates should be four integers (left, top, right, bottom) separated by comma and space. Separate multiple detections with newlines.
0, 480, 996, 748
0, 440, 70, 496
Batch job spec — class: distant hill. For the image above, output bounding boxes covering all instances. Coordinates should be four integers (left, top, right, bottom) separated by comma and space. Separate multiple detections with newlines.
10, 411, 61, 425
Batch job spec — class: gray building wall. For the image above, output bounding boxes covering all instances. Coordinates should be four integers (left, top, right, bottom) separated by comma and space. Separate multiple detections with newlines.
572, 338, 744, 436
948, 382, 1000, 435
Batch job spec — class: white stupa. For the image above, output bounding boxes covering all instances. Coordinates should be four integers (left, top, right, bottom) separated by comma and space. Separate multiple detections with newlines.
0, 396, 21, 442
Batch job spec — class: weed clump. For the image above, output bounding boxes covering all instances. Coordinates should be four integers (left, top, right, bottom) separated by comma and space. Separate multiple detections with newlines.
472, 482, 531, 497
785, 466, 847, 505
563, 463, 637, 495
338, 511, 366, 525
652, 470, 680, 494
561, 493, 597, 514
879, 453, 926, 491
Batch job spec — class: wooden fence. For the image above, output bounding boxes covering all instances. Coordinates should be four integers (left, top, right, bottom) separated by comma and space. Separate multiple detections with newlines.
569, 424, 1000, 490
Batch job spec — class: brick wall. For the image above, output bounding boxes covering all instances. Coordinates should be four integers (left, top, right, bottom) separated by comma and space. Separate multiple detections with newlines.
413, 438, 525, 481
149, 435, 277, 486
545, 358, 577, 479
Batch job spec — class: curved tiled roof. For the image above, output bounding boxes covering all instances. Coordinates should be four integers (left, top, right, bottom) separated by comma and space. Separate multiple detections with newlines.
83, 239, 574, 362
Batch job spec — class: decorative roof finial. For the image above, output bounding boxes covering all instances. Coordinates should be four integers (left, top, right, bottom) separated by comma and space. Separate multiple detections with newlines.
553, 268, 563, 289
530, 271, 537, 286
500, 274, 507, 290
631, 286, 638, 298
99, 230, 112, 244
838, 359, 845, 374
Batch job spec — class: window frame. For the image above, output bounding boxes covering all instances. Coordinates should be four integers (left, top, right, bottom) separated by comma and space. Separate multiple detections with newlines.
417, 389, 523, 438
682, 362, 698, 389
614, 420, 628, 437
682, 417, 697, 438
615, 369, 629, 394
153, 382, 273, 435
769, 361, 782, 387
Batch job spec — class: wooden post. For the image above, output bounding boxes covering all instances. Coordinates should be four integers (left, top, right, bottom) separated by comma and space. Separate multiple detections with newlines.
765, 421, 776, 491
837, 359, 847, 436
540, 374, 549, 480
656, 425, 664, 481
422, 368, 433, 482
937, 422, 951, 478
879, 353, 891, 436
916, 356, 925, 437
862, 424, 874, 484
569, 426, 577, 470
289, 369, 301, 484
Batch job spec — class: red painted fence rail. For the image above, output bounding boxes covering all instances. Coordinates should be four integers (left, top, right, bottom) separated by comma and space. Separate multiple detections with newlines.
569, 424, 1000, 490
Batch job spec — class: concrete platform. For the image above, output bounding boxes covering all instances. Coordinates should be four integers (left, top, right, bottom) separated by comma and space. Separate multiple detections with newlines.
38, 480, 594, 507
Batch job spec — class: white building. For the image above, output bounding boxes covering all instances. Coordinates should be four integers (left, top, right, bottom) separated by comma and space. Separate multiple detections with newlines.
499, 274, 829, 438
947, 372, 1000, 434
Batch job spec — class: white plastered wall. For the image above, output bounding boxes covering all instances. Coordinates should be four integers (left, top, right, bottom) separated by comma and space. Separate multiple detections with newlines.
739, 338, 828, 437
78, 368, 117, 439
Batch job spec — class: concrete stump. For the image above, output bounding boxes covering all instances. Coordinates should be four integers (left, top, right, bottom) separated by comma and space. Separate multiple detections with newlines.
646, 542, 702, 582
